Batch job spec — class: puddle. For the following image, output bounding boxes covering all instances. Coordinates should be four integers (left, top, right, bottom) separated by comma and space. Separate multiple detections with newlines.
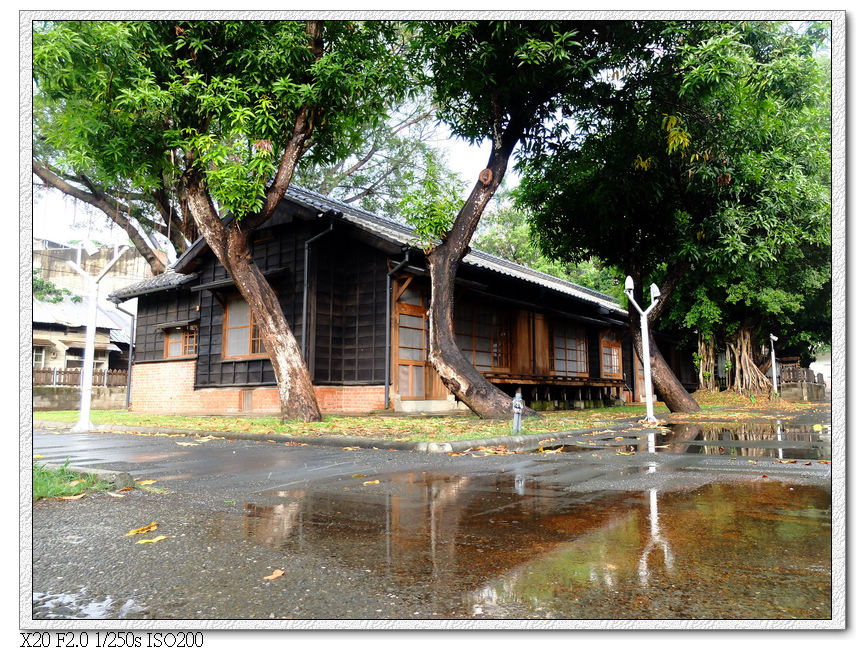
549, 420, 830, 460
33, 589, 149, 619
211, 470, 830, 619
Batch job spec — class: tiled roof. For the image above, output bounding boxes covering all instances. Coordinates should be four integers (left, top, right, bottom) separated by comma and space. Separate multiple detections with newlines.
110, 185, 625, 315
107, 269, 198, 302
283, 186, 626, 314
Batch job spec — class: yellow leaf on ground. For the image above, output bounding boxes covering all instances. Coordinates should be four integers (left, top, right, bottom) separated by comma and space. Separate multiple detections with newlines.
263, 569, 285, 581
135, 535, 168, 544
197, 436, 215, 442
343, 446, 360, 451
136, 480, 157, 486
125, 521, 158, 536
616, 451, 635, 456
175, 442, 199, 447
363, 480, 380, 485
352, 474, 366, 478
58, 493, 85, 500
106, 491, 127, 498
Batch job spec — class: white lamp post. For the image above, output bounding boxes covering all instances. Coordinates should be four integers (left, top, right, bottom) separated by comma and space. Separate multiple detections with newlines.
66, 247, 129, 433
769, 334, 779, 395
624, 276, 660, 424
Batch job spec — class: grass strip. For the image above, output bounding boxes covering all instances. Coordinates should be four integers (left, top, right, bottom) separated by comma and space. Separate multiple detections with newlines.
33, 461, 113, 501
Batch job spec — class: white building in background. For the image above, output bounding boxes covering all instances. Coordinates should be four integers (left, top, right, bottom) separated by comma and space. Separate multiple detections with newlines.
810, 350, 831, 395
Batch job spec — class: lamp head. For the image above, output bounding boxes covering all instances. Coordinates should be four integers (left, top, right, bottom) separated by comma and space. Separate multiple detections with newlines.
650, 283, 660, 301
770, 334, 778, 342
624, 276, 634, 294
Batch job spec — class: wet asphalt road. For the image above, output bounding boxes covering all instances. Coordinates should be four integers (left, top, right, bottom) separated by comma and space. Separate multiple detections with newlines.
29, 412, 833, 622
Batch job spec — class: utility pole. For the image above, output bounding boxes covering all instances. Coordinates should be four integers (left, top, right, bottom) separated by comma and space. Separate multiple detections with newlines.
66, 247, 129, 432
769, 334, 779, 396
624, 276, 660, 424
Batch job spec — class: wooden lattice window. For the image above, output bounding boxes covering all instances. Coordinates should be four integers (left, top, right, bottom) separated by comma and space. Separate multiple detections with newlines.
600, 329, 623, 379
455, 303, 510, 372
550, 324, 588, 377
223, 297, 267, 359
164, 325, 198, 358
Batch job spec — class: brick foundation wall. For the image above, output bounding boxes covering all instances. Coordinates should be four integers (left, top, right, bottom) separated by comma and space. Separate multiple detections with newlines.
130, 360, 385, 415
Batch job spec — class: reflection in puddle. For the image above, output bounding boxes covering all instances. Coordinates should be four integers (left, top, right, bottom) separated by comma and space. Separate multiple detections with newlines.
559, 420, 830, 460
230, 471, 830, 619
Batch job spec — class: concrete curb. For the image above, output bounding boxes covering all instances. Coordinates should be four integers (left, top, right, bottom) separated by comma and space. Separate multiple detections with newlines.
35, 419, 647, 453
40, 462, 134, 489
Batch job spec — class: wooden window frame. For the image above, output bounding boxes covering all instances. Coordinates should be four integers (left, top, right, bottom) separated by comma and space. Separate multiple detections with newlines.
455, 303, 511, 373
222, 296, 269, 361
600, 329, 623, 379
164, 325, 198, 359
33, 346, 46, 369
550, 323, 589, 378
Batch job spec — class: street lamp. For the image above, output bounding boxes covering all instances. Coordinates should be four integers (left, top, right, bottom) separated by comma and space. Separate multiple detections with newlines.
66, 246, 129, 433
624, 276, 660, 424
769, 334, 779, 396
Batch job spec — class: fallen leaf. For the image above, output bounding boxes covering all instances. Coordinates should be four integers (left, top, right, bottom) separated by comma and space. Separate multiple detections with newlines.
136, 479, 157, 486
125, 521, 158, 536
761, 475, 769, 478
135, 536, 168, 544
363, 480, 380, 485
175, 442, 199, 447
343, 446, 360, 451
67, 480, 81, 487
818, 460, 831, 464
775, 459, 798, 464
616, 451, 635, 456
352, 474, 366, 478
803, 461, 812, 466
34, 454, 44, 459
263, 569, 285, 581
58, 494, 85, 500
197, 436, 215, 442
106, 491, 126, 498
117, 487, 133, 492
747, 460, 758, 464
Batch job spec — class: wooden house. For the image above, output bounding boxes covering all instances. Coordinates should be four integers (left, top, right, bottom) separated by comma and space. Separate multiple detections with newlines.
109, 186, 696, 415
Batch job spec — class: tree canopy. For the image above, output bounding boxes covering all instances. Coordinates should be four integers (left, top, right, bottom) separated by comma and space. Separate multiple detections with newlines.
516, 20, 831, 383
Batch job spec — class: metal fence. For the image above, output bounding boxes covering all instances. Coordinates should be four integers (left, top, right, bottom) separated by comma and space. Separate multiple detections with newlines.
33, 368, 128, 388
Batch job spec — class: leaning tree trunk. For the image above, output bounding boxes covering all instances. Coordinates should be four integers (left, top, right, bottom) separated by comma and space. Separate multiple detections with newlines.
629, 315, 701, 413
626, 264, 700, 413
186, 177, 322, 422
728, 326, 773, 395
426, 126, 537, 420
225, 229, 321, 422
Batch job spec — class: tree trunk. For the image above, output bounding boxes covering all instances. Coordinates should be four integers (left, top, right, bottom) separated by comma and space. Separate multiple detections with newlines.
426, 126, 537, 419
428, 245, 520, 419
629, 313, 701, 413
626, 265, 700, 413
728, 326, 773, 394
697, 333, 716, 391
185, 177, 322, 422
226, 229, 321, 422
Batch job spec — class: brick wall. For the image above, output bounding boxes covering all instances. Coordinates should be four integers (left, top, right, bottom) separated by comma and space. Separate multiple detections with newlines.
130, 360, 385, 415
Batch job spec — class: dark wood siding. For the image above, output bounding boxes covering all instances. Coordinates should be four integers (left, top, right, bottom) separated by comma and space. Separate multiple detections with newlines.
134, 291, 200, 362
311, 237, 388, 384
189, 222, 388, 389
194, 221, 311, 388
